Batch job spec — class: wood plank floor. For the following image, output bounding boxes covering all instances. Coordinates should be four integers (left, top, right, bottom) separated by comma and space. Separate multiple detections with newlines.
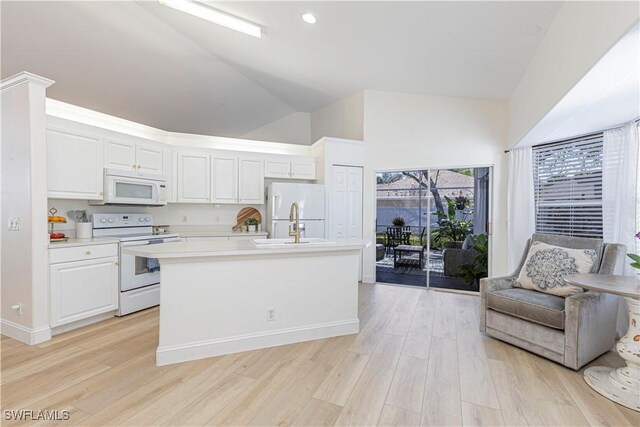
2, 283, 638, 426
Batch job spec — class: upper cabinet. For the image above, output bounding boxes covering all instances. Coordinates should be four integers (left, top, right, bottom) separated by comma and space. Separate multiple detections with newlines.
46, 125, 104, 200
210, 154, 264, 205
239, 157, 264, 204
176, 151, 211, 203
105, 138, 163, 175
264, 156, 316, 180
211, 154, 238, 204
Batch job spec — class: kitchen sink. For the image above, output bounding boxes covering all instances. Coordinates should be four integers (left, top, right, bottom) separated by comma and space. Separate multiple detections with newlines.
251, 238, 333, 248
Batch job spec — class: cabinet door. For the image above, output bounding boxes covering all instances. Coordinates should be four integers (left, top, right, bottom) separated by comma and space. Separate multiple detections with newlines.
291, 158, 316, 180
50, 257, 118, 327
177, 152, 210, 203
330, 166, 348, 239
104, 138, 136, 171
264, 157, 291, 179
47, 126, 104, 200
211, 155, 238, 204
136, 144, 164, 175
239, 157, 264, 205
347, 167, 363, 239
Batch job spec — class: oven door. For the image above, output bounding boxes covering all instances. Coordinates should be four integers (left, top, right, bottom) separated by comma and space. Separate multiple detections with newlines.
105, 175, 163, 206
120, 237, 178, 292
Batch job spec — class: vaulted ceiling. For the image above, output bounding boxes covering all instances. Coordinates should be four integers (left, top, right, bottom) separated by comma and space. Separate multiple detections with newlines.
1, 1, 562, 137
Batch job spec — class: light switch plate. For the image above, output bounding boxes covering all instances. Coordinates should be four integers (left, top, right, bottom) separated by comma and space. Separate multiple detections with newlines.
8, 217, 19, 231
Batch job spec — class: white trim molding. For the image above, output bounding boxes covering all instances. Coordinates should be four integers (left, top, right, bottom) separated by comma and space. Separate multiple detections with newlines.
156, 319, 359, 366
1, 319, 52, 345
0, 71, 54, 91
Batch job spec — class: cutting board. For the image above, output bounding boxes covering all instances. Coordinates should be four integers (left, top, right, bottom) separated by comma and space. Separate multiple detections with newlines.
232, 207, 262, 231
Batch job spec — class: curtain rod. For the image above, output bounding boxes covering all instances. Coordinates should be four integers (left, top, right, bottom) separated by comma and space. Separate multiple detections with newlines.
504, 117, 640, 153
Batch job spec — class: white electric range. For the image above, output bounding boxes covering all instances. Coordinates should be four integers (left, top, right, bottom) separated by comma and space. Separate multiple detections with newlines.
93, 213, 180, 316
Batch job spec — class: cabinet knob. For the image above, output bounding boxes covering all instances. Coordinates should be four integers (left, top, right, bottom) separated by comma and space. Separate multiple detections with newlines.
85, 251, 91, 255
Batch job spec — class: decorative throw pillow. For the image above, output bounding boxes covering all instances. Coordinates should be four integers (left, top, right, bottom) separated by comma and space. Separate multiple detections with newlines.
515, 241, 598, 297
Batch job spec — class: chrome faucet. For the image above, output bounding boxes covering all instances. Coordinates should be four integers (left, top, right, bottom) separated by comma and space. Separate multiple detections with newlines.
289, 202, 300, 243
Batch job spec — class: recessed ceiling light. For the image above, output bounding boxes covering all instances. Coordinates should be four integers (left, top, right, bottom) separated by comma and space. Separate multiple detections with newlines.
158, 0, 262, 38
302, 13, 317, 24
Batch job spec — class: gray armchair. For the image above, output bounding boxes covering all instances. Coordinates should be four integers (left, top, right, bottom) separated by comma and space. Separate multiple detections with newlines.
479, 233, 626, 370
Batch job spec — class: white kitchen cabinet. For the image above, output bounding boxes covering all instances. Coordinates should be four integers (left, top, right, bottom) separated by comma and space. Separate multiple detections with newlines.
105, 138, 163, 175
264, 156, 316, 180
136, 144, 164, 174
264, 157, 292, 179
177, 152, 210, 203
291, 158, 316, 180
239, 157, 264, 204
49, 245, 119, 328
46, 125, 104, 200
211, 155, 238, 204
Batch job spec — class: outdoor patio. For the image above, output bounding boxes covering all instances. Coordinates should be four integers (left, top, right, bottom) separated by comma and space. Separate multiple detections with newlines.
375, 248, 479, 291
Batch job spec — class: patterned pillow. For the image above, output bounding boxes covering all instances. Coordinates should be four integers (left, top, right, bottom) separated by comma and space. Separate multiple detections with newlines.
515, 241, 598, 297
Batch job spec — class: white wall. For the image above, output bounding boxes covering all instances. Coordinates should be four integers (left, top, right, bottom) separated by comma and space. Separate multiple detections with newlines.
311, 92, 364, 143
1, 73, 53, 343
361, 90, 509, 283
241, 112, 311, 146
508, 2, 639, 147
48, 199, 265, 236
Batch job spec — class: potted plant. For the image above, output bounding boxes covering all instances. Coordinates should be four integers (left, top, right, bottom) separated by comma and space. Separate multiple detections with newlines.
392, 216, 406, 228
454, 193, 470, 211
430, 196, 472, 249
456, 234, 489, 286
245, 217, 260, 233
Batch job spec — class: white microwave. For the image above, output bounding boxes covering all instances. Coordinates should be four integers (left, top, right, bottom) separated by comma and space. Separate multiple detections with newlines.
90, 169, 167, 206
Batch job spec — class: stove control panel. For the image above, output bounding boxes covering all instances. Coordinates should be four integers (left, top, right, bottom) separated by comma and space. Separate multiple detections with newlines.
93, 214, 154, 229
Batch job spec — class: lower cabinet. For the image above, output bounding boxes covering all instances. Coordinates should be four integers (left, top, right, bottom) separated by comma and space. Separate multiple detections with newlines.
49, 245, 119, 327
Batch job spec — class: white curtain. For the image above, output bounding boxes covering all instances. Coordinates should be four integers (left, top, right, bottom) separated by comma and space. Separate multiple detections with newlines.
603, 122, 640, 275
507, 146, 536, 274
603, 121, 639, 337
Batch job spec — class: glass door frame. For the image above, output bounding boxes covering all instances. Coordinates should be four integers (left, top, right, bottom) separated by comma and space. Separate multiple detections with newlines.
373, 164, 494, 290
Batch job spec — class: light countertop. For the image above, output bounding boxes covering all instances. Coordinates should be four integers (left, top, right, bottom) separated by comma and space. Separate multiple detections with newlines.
179, 230, 268, 238
48, 237, 120, 249
122, 239, 367, 260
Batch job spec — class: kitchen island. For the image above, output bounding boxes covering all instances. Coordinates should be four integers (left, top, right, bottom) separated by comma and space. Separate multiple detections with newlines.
123, 238, 365, 366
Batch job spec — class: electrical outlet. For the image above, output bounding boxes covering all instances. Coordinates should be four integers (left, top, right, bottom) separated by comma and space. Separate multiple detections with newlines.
215, 216, 220, 223
8, 217, 19, 231
266, 307, 276, 322
181, 215, 188, 223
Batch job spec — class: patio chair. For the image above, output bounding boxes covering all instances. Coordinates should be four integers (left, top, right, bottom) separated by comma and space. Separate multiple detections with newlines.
386, 227, 411, 252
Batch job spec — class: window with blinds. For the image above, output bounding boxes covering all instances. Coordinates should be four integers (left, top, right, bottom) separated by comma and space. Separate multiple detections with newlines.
533, 133, 603, 238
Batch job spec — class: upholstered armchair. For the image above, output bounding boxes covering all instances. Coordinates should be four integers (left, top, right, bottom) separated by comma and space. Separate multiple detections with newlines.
479, 233, 626, 370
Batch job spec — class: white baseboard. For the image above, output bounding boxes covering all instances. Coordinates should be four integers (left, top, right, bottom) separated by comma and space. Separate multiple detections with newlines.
156, 318, 360, 366
361, 274, 375, 284
1, 319, 51, 345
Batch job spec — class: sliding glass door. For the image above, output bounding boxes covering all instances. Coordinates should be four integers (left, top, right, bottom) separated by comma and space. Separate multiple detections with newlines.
375, 167, 491, 292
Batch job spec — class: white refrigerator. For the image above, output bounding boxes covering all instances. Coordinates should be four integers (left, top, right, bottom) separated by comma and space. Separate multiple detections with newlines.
267, 183, 325, 238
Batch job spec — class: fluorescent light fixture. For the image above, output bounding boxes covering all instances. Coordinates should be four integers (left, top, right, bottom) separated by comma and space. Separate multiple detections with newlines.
302, 13, 317, 24
158, 0, 262, 38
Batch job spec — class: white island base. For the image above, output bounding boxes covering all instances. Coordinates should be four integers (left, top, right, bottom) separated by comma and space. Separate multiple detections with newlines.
124, 239, 363, 366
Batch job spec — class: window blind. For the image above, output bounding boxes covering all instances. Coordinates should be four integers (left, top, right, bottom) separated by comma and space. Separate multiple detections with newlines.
533, 133, 603, 238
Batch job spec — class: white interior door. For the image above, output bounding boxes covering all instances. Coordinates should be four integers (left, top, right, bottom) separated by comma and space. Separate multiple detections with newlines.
347, 167, 363, 239
330, 166, 348, 239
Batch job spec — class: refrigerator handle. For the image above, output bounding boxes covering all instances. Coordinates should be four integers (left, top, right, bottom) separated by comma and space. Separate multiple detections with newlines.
272, 194, 280, 218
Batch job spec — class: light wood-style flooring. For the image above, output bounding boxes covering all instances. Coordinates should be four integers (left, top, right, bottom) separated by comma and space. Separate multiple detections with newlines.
2, 283, 638, 426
